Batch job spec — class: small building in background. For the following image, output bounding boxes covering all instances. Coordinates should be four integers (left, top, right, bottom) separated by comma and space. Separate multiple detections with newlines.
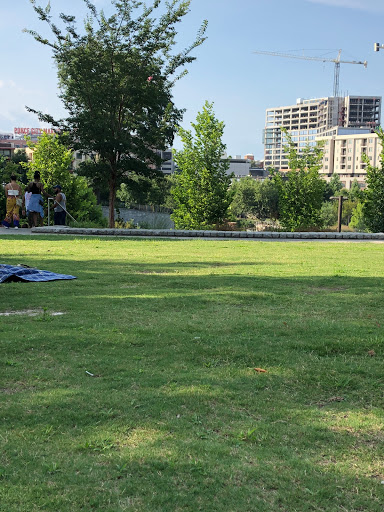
157, 149, 266, 180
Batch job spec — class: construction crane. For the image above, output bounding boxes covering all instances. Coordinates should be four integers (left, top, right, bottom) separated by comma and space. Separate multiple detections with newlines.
253, 49, 367, 98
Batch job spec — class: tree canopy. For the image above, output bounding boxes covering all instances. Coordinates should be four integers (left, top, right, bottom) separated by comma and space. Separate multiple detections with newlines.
270, 129, 325, 231
363, 128, 384, 232
26, 132, 103, 223
230, 177, 279, 221
171, 101, 233, 229
25, 0, 207, 226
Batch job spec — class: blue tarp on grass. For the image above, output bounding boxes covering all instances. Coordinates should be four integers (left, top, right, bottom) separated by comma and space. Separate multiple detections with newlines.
0, 264, 77, 283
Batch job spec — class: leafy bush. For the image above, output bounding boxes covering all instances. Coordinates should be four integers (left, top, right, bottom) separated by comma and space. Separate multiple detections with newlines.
230, 177, 279, 220
0, 185, 5, 218
26, 133, 103, 224
65, 176, 104, 224
67, 219, 108, 228
320, 202, 337, 228
236, 218, 256, 230
362, 129, 384, 232
115, 219, 136, 229
349, 202, 368, 232
270, 130, 325, 231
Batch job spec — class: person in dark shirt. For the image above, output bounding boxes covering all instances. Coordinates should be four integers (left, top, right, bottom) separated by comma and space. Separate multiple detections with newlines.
26, 171, 50, 227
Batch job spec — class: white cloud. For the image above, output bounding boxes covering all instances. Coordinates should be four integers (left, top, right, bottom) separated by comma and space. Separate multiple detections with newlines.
0, 79, 65, 131
306, 0, 384, 12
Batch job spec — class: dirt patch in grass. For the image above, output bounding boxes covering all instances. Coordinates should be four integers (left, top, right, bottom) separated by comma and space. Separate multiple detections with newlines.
0, 309, 65, 317
306, 286, 348, 295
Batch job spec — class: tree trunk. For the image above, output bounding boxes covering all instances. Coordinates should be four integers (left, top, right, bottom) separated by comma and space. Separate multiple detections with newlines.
108, 175, 116, 228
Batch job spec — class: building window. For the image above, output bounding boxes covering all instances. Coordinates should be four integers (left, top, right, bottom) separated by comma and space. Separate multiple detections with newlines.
348, 157, 352, 161
347, 165, 351, 169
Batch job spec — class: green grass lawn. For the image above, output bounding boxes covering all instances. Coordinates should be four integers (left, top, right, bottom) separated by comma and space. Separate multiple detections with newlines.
1, 236, 384, 511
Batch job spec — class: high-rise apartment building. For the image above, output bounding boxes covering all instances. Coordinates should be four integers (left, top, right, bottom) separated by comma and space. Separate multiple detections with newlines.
264, 96, 381, 170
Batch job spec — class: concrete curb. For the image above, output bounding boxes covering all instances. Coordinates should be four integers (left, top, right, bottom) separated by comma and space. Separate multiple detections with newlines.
30, 227, 384, 240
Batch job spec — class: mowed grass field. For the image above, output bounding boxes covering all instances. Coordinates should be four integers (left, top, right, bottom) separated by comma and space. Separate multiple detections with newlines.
0, 236, 384, 512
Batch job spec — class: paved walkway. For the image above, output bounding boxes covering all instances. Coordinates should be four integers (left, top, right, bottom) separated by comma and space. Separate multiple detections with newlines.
0, 227, 34, 235
1, 226, 384, 242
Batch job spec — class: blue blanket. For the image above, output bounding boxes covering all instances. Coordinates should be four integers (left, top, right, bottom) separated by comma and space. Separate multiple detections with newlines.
0, 264, 77, 283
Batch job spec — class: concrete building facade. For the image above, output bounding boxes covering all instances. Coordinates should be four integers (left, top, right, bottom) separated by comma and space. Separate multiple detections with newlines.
317, 128, 381, 189
156, 150, 265, 180
264, 96, 381, 171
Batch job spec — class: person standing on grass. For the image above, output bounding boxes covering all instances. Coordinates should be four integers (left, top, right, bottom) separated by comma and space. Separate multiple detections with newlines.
26, 171, 49, 227
51, 185, 67, 225
2, 174, 25, 229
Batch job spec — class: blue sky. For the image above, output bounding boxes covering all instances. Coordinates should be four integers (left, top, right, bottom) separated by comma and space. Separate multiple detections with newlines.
1, 0, 384, 158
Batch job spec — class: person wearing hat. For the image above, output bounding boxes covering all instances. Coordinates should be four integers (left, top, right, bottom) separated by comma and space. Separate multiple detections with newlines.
51, 185, 67, 225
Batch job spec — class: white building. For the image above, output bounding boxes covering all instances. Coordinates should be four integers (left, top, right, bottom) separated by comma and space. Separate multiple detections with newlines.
157, 150, 265, 179
227, 158, 252, 179
264, 96, 381, 170
317, 128, 381, 189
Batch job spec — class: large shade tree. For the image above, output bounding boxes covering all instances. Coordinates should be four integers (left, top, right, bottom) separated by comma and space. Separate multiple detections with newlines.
25, 0, 207, 226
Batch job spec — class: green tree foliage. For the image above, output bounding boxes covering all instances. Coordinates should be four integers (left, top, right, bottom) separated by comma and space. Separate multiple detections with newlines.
270, 130, 325, 231
328, 173, 343, 195
26, 132, 103, 223
25, 0, 207, 227
320, 201, 338, 228
0, 161, 19, 186
349, 201, 368, 232
0, 156, 8, 216
340, 199, 357, 226
323, 173, 343, 201
171, 101, 233, 229
26, 132, 73, 189
362, 128, 384, 232
0, 183, 5, 217
11, 150, 29, 184
117, 174, 172, 208
230, 177, 279, 220
348, 179, 364, 202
